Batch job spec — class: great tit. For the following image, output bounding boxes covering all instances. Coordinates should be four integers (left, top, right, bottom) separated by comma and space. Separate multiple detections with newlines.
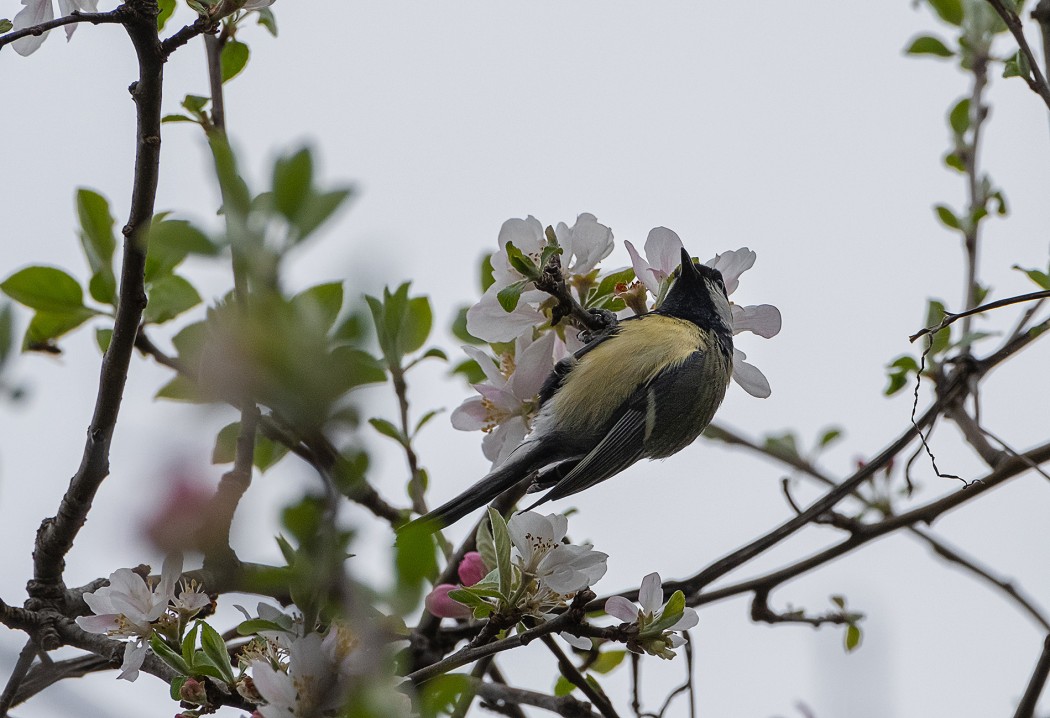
417, 247, 734, 529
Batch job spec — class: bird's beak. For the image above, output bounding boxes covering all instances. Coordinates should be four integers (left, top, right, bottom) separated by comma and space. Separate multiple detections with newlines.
679, 247, 699, 276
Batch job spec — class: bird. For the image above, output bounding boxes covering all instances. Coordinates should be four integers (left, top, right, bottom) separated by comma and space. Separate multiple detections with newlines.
413, 247, 734, 530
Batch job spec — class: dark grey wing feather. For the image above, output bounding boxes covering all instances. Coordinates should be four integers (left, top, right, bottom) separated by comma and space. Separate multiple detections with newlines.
527, 401, 647, 506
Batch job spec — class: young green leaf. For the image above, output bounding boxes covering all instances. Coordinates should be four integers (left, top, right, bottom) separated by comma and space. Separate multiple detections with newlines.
220, 39, 250, 83
256, 8, 278, 36
488, 508, 513, 599
905, 35, 954, 57
199, 622, 235, 683
149, 634, 192, 676
156, 0, 175, 29
400, 296, 433, 355
496, 279, 529, 312
144, 275, 202, 324
933, 204, 961, 230
273, 148, 314, 221
2, 266, 87, 313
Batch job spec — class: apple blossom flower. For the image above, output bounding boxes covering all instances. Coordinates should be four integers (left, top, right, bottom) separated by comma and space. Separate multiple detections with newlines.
75, 554, 185, 681
508, 511, 608, 596
10, 0, 99, 56
626, 227, 781, 398
466, 213, 612, 342
605, 572, 698, 660
450, 330, 557, 466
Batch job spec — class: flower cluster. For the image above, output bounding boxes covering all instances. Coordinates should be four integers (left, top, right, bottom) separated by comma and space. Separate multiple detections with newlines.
605, 572, 698, 659
453, 214, 781, 462
425, 511, 607, 645
75, 554, 210, 681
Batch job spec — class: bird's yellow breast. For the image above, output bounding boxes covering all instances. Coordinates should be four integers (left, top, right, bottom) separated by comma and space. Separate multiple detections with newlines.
548, 316, 706, 430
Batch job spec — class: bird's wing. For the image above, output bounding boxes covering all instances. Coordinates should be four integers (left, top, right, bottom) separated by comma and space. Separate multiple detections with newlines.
536, 319, 636, 406
529, 397, 648, 505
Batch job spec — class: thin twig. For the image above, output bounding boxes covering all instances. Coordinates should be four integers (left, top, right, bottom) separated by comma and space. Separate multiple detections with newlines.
983, 0, 1050, 110
0, 640, 37, 717
469, 678, 602, 718
1014, 634, 1050, 718
541, 635, 621, 718
909, 290, 1050, 343
0, 8, 123, 51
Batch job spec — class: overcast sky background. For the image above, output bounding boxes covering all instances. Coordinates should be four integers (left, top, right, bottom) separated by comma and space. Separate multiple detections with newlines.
2, 2, 1050, 717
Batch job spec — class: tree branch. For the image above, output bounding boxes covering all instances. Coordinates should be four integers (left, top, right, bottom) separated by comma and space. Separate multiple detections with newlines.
1014, 634, 1050, 718
541, 635, 621, 718
30, 0, 163, 608
470, 678, 602, 718
984, 0, 1050, 110
0, 8, 123, 51
909, 290, 1050, 343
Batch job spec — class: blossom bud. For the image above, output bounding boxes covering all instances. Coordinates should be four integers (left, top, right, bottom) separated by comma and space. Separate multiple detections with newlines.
424, 584, 472, 619
179, 677, 208, 705
457, 552, 487, 586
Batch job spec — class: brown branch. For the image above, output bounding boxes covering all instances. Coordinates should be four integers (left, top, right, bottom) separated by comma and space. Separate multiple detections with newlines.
0, 8, 123, 51
749, 588, 859, 628
541, 635, 621, 718
30, 0, 163, 608
160, 14, 218, 57
534, 251, 615, 335
909, 290, 1050, 343
470, 678, 602, 718
1014, 634, 1050, 718
0, 640, 37, 717
692, 440, 1050, 608
984, 0, 1050, 110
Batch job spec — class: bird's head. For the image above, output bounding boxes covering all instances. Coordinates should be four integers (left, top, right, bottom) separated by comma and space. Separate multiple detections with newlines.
657, 248, 733, 333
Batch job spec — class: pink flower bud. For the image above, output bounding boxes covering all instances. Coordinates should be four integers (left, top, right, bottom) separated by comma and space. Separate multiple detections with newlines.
458, 551, 487, 586
425, 584, 472, 619
179, 677, 208, 705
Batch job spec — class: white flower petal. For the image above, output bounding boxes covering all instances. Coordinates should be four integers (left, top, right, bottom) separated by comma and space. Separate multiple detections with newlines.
462, 345, 506, 385
251, 660, 298, 710
75, 614, 119, 634
11, 0, 54, 56
450, 397, 490, 431
466, 291, 546, 343
638, 573, 663, 614
117, 640, 147, 681
643, 228, 684, 280
558, 213, 614, 276
507, 330, 556, 400
485, 416, 529, 466
605, 596, 640, 623
624, 240, 658, 295
732, 350, 771, 398
671, 608, 699, 631
731, 304, 781, 338
706, 248, 756, 295
668, 634, 686, 648
560, 631, 593, 650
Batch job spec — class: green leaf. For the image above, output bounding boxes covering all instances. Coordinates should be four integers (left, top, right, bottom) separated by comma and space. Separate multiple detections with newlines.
162, 114, 197, 124
235, 618, 289, 636
24, 308, 96, 350
401, 296, 433, 355
144, 274, 201, 324
451, 358, 485, 384
933, 204, 961, 230
488, 508, 513, 600
256, 8, 278, 36
156, 0, 176, 29
199, 622, 235, 683
414, 409, 443, 434
182, 622, 200, 664
220, 39, 250, 83
819, 427, 844, 447
0, 304, 13, 366
451, 305, 483, 345
990, 190, 1008, 216
76, 189, 118, 305
149, 634, 192, 676
294, 188, 354, 242
589, 267, 636, 307
2, 266, 87, 313
480, 253, 495, 291
331, 346, 387, 392
943, 151, 966, 172
419, 674, 470, 718
156, 374, 201, 402
476, 520, 497, 576
1013, 264, 1050, 290
496, 279, 529, 312
273, 148, 313, 221
146, 218, 219, 282
291, 281, 344, 332
830, 595, 847, 610
925, 299, 951, 355
845, 624, 862, 652
181, 94, 210, 116
208, 134, 251, 219
554, 675, 576, 696
0, 19, 13, 33
885, 355, 920, 396
591, 649, 627, 674
648, 590, 687, 633
1003, 49, 1032, 79
763, 432, 800, 460
394, 518, 439, 613
927, 0, 963, 25
169, 675, 187, 702
504, 242, 537, 279
948, 98, 970, 135
95, 327, 113, 354
253, 433, 290, 472
905, 35, 954, 57
212, 422, 239, 464
369, 417, 405, 445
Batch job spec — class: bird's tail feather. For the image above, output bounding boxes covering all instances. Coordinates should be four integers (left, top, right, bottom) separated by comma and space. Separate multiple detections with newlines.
407, 444, 548, 530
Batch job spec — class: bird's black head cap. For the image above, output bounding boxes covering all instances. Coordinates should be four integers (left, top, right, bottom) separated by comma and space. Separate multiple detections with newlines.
657, 248, 732, 333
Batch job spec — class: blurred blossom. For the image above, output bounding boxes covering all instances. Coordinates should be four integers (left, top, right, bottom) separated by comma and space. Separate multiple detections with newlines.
10, 0, 99, 56
142, 467, 216, 554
